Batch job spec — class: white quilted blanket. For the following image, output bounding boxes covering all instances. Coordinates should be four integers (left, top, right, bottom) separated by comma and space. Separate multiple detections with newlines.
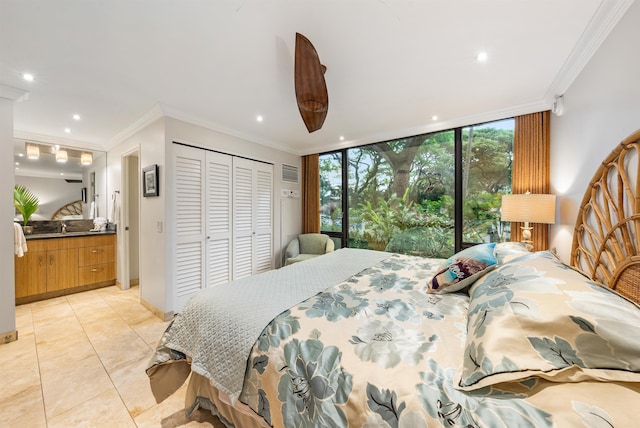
162, 248, 391, 403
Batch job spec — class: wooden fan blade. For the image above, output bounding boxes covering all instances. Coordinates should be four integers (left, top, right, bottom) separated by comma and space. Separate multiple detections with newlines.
294, 33, 328, 133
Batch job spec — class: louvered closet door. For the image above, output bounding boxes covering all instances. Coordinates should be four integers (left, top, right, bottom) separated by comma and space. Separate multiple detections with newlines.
232, 158, 273, 279
254, 162, 273, 274
205, 152, 232, 287
232, 158, 254, 279
174, 145, 206, 311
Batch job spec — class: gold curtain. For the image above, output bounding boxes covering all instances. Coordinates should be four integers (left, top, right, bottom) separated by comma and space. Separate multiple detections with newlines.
512, 110, 551, 250
302, 154, 320, 233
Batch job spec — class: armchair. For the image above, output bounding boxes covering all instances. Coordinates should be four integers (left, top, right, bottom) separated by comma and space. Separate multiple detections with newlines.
284, 233, 335, 266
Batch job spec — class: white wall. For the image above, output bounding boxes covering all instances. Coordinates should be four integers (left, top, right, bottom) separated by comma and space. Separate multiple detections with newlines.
107, 118, 166, 312
107, 116, 302, 314
550, 1, 640, 262
1, 89, 22, 340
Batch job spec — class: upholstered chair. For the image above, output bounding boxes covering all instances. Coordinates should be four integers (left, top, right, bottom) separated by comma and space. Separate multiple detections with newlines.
284, 233, 335, 265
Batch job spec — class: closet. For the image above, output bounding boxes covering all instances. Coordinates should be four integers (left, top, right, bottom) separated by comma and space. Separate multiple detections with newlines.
174, 143, 273, 311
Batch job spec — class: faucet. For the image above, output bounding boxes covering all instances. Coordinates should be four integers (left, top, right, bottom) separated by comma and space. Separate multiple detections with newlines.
61, 222, 67, 234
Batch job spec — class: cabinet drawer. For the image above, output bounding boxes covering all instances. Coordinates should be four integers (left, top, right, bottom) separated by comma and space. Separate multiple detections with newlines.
78, 245, 114, 266
78, 263, 115, 286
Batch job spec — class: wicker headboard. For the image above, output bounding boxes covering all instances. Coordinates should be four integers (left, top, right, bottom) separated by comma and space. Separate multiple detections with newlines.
571, 128, 640, 304
51, 199, 83, 220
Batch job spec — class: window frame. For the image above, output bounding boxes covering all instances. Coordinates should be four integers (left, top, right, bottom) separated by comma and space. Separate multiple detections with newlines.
319, 118, 513, 254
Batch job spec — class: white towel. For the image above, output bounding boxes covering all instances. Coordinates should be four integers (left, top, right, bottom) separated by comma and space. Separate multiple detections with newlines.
89, 201, 95, 219
13, 223, 27, 257
110, 193, 120, 225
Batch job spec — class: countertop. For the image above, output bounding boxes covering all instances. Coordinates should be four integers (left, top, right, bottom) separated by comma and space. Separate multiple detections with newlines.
25, 231, 116, 240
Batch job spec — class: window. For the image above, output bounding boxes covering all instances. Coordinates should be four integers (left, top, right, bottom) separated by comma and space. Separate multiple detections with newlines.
461, 119, 514, 245
320, 118, 513, 258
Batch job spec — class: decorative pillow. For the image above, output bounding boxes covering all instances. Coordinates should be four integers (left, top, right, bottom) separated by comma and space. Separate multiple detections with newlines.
457, 251, 640, 391
493, 241, 530, 263
427, 243, 497, 294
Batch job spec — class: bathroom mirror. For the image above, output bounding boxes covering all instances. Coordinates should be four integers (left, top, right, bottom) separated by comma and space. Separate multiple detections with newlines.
13, 140, 107, 221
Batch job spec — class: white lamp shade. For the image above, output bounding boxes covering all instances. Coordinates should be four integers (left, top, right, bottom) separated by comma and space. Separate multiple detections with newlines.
501, 193, 556, 224
56, 149, 68, 163
26, 143, 39, 159
81, 152, 93, 165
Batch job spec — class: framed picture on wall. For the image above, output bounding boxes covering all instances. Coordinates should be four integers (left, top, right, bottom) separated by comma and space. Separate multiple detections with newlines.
142, 164, 159, 197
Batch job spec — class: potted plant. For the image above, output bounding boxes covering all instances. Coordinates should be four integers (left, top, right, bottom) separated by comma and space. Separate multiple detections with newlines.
14, 185, 39, 234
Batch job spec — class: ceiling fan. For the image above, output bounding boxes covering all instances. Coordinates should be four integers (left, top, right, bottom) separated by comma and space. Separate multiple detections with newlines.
294, 33, 328, 133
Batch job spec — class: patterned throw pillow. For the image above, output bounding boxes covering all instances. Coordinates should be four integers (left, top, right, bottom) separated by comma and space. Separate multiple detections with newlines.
457, 251, 640, 390
427, 243, 497, 294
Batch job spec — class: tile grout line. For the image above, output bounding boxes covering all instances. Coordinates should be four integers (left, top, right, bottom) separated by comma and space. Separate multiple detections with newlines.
67, 288, 139, 426
27, 303, 49, 428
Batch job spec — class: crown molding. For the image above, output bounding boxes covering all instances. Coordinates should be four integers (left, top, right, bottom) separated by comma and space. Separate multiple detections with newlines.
159, 104, 297, 155
105, 104, 165, 150
0, 83, 28, 101
301, 99, 551, 156
544, 0, 635, 103
13, 130, 104, 152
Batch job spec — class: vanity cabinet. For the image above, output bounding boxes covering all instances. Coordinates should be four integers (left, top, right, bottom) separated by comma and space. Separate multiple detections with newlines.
15, 234, 116, 304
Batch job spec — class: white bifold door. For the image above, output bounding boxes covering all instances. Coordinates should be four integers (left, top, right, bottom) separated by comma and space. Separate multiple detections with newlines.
174, 144, 273, 311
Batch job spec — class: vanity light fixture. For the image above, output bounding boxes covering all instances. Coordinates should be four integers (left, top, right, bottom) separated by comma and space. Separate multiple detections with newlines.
81, 152, 93, 165
26, 143, 40, 159
56, 149, 68, 163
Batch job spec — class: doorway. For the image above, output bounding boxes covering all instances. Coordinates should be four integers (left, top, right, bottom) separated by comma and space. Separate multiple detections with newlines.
121, 150, 140, 289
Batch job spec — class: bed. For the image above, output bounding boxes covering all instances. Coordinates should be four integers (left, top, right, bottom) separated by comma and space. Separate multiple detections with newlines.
147, 129, 640, 427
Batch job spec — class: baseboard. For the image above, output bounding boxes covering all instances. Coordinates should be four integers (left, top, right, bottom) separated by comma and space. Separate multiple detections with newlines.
140, 297, 174, 322
1, 330, 18, 345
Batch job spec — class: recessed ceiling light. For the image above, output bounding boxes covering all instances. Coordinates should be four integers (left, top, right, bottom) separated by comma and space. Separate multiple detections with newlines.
22, 73, 34, 82
72, 114, 81, 121
432, 115, 438, 121
64, 128, 71, 133
339, 136, 345, 141
18, 153, 24, 157
15, 162, 19, 166
256, 115, 263, 122
476, 51, 488, 62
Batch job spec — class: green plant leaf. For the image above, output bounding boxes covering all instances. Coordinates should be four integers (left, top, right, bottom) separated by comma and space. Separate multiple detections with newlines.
14, 185, 39, 226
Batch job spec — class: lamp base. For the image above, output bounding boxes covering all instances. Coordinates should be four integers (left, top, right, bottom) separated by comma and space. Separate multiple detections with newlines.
520, 223, 533, 250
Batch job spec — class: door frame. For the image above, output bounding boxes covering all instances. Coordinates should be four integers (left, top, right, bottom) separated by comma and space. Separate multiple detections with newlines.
120, 147, 140, 290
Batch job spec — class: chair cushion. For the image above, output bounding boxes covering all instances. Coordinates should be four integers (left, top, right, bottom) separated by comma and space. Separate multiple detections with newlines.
286, 253, 321, 265
298, 234, 328, 255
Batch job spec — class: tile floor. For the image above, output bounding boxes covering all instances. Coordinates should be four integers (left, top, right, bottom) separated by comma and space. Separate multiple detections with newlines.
0, 285, 226, 428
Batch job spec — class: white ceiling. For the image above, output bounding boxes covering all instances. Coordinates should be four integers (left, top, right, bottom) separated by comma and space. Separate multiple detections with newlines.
1, 0, 634, 156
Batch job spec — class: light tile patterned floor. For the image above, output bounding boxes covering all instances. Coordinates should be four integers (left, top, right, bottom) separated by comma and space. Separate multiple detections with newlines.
0, 285, 226, 428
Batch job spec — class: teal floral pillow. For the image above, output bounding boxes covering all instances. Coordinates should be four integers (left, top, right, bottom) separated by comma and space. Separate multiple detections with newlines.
427, 243, 497, 294
458, 251, 640, 390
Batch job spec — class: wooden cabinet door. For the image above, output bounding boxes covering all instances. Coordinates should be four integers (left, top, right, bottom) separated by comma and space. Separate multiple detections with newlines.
14, 252, 47, 298
46, 249, 79, 292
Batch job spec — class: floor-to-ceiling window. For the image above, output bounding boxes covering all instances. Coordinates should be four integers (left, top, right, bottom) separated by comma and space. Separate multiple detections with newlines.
320, 118, 514, 257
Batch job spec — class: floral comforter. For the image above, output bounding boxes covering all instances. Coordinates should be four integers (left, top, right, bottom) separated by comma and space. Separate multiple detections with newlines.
235, 252, 640, 427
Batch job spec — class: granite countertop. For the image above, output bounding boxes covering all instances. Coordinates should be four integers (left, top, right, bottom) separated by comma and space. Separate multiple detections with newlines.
25, 230, 116, 240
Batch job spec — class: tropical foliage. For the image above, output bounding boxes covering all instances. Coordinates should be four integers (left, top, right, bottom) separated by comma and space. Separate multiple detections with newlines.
320, 121, 514, 258
13, 185, 39, 226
